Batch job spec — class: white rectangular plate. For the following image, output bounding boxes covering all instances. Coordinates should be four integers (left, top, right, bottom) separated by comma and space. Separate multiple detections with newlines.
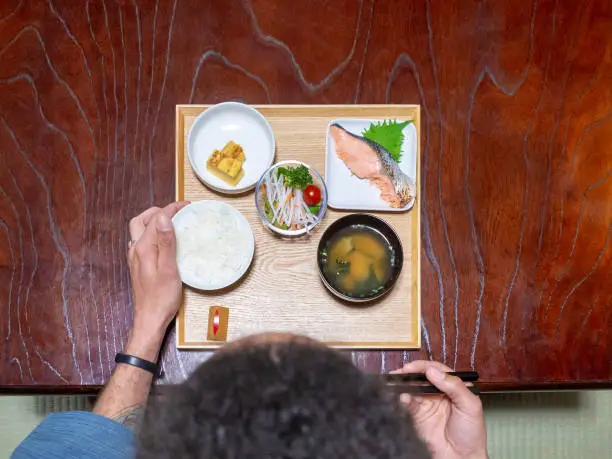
325, 118, 417, 212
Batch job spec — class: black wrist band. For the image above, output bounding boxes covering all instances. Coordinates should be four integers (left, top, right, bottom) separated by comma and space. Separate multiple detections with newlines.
115, 353, 163, 378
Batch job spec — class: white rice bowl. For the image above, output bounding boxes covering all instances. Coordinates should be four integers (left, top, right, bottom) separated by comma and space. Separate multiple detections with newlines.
172, 200, 254, 290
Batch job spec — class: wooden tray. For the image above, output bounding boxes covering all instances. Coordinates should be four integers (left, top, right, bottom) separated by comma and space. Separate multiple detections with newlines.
175, 105, 421, 349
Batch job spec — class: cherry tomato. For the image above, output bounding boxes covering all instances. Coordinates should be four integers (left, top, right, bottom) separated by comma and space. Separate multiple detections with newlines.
303, 184, 321, 206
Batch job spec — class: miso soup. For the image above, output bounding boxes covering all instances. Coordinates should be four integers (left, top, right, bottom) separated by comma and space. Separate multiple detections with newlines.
320, 225, 394, 298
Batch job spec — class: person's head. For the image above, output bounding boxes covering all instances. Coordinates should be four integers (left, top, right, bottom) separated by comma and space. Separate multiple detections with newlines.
138, 334, 430, 459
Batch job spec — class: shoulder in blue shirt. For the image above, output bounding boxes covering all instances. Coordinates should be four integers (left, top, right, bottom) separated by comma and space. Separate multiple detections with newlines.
12, 411, 135, 459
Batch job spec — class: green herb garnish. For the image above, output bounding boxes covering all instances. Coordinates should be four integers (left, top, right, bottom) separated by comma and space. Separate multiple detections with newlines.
276, 165, 313, 190
308, 204, 321, 214
362, 120, 413, 163
264, 199, 273, 220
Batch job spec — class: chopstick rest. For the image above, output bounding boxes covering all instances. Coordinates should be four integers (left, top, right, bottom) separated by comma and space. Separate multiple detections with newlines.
207, 305, 229, 341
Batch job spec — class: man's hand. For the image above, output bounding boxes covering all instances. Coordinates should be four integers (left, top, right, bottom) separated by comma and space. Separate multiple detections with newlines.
127, 202, 189, 355
94, 202, 189, 424
392, 360, 488, 459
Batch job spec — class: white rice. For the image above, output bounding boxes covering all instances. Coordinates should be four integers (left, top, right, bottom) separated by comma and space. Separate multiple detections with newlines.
173, 201, 253, 289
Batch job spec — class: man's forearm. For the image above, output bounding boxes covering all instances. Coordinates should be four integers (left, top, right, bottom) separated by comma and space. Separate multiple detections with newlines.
93, 327, 164, 429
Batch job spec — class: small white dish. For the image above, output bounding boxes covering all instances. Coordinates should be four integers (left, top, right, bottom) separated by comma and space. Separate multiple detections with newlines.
325, 118, 417, 212
187, 102, 275, 194
172, 200, 255, 290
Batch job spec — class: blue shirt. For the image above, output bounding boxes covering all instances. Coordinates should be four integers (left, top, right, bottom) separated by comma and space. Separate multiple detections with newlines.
12, 411, 134, 459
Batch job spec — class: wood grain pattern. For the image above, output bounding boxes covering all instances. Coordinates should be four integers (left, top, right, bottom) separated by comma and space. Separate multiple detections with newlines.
0, 0, 611, 390
175, 105, 421, 349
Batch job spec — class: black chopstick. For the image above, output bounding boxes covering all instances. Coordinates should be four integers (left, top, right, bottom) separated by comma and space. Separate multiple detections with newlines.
383, 371, 480, 396
383, 371, 479, 383
388, 384, 481, 396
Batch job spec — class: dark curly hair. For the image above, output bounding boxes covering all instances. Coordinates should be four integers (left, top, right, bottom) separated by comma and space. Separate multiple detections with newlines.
138, 337, 430, 459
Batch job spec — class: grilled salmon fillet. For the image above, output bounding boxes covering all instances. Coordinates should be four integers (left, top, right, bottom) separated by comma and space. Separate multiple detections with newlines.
329, 123, 415, 208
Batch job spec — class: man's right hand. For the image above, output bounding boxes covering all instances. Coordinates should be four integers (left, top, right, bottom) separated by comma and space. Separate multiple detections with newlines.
128, 201, 189, 343
391, 360, 488, 459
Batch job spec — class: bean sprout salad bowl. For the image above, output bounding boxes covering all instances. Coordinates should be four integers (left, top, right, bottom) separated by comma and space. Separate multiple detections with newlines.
255, 160, 328, 237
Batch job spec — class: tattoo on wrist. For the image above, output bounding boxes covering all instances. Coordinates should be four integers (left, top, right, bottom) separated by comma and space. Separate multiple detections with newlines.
112, 404, 145, 432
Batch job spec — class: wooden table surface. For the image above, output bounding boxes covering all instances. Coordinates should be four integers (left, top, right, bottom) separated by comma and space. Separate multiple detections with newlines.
0, 0, 611, 392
